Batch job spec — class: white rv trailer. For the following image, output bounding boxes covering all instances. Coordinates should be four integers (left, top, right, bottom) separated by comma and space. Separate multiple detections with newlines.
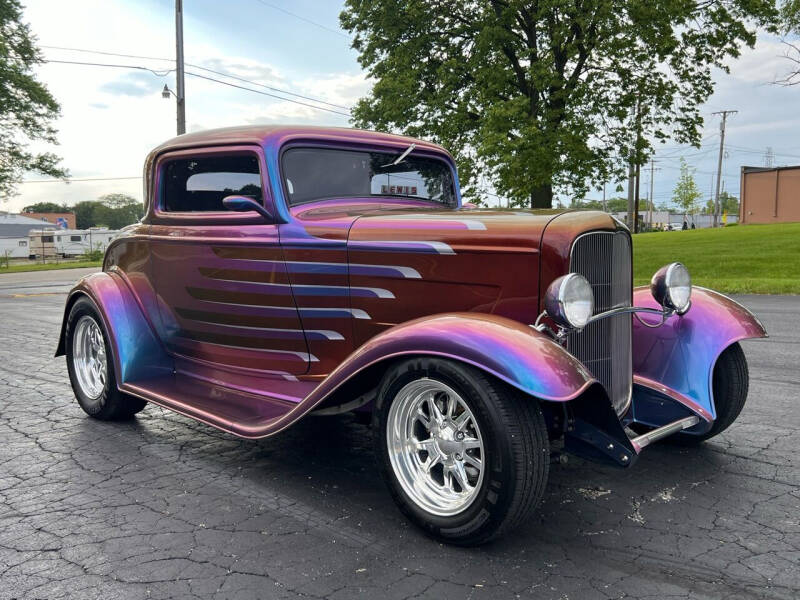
53, 228, 119, 257
27, 229, 59, 260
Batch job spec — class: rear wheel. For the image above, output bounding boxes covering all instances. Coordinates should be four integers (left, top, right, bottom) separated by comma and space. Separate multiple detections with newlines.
65, 297, 147, 420
676, 343, 749, 444
374, 358, 549, 546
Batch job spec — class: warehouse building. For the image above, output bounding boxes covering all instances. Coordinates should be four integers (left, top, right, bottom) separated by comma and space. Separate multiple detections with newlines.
740, 166, 800, 224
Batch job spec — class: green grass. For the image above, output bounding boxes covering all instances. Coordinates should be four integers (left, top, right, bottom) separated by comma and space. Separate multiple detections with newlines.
0, 260, 102, 274
1, 224, 796, 293
633, 223, 800, 294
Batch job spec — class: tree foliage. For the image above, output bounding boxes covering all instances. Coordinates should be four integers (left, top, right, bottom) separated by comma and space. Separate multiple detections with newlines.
341, 0, 778, 208
0, 0, 67, 199
25, 194, 143, 229
22, 201, 69, 213
73, 194, 143, 229
704, 190, 739, 215
672, 158, 702, 215
570, 196, 627, 212
777, 0, 800, 85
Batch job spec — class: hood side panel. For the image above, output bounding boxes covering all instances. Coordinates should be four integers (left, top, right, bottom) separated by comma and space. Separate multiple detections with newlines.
347, 208, 555, 346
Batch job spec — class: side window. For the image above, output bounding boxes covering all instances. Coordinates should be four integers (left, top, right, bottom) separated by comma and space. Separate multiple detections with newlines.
161, 153, 262, 212
70, 235, 82, 242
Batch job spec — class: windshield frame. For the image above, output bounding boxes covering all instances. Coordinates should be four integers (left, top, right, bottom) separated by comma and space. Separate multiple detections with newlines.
277, 142, 460, 209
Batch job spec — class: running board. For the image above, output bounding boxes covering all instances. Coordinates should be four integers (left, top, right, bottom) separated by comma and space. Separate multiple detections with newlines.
630, 415, 700, 451
121, 372, 298, 438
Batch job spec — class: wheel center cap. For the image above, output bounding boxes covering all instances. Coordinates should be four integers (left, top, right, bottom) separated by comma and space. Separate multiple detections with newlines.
434, 425, 462, 456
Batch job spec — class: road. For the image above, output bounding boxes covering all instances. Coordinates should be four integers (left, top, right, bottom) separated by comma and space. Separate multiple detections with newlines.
0, 269, 798, 599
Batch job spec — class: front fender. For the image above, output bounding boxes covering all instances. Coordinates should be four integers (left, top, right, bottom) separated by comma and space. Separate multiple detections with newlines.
55, 270, 171, 384
309, 312, 598, 405
632, 286, 767, 421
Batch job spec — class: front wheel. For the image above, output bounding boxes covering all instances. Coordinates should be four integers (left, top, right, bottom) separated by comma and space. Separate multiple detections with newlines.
374, 358, 549, 546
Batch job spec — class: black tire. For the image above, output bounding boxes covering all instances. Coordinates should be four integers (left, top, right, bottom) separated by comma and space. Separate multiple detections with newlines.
374, 357, 549, 546
65, 297, 147, 421
676, 342, 749, 444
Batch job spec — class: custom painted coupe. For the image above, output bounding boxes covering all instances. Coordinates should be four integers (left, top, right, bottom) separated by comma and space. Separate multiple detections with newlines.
57, 125, 766, 545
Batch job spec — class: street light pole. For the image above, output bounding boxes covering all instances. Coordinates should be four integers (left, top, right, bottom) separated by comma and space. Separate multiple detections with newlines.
175, 0, 186, 135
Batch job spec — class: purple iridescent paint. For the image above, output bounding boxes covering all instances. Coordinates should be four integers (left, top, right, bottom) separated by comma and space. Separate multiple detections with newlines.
632, 286, 767, 421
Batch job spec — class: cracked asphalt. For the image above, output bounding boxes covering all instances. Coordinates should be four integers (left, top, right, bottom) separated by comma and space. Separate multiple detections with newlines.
1, 269, 798, 599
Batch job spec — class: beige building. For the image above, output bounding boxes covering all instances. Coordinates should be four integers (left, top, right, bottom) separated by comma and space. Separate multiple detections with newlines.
740, 166, 800, 224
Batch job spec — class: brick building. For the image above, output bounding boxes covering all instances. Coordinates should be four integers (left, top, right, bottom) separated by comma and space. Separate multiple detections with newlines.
740, 166, 800, 224
22, 212, 76, 229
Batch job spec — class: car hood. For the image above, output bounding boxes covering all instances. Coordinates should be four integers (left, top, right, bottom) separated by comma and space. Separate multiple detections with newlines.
348, 206, 568, 254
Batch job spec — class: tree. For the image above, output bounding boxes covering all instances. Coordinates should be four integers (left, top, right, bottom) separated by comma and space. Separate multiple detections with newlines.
97, 193, 143, 228
72, 201, 101, 230
341, 0, 778, 208
73, 194, 143, 229
672, 159, 702, 217
777, 0, 800, 85
0, 0, 67, 199
704, 191, 739, 215
569, 196, 627, 212
22, 201, 69, 213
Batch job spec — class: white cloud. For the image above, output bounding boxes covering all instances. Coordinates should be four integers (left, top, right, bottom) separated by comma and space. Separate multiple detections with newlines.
5, 0, 366, 212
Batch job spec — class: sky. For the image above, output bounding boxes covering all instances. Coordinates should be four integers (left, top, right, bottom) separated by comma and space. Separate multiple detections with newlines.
6, 0, 800, 212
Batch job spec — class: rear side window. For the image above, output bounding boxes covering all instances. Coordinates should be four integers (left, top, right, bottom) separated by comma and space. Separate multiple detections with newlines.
161, 154, 262, 212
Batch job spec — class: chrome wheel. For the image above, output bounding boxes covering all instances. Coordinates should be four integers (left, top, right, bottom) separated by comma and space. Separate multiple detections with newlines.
386, 378, 485, 516
72, 315, 107, 400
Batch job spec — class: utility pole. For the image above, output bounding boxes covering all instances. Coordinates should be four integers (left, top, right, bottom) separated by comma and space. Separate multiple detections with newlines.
634, 161, 641, 233
626, 99, 638, 229
602, 182, 606, 212
175, 0, 186, 135
711, 110, 737, 227
648, 159, 659, 231
626, 159, 635, 229
631, 97, 643, 232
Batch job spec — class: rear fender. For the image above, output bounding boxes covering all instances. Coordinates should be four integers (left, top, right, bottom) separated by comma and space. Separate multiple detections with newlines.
632, 286, 767, 425
55, 271, 171, 384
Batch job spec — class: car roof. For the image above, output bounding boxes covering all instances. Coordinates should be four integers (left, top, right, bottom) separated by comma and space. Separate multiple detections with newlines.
151, 125, 450, 157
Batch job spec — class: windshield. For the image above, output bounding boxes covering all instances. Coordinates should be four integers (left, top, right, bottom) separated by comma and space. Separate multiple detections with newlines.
282, 147, 456, 206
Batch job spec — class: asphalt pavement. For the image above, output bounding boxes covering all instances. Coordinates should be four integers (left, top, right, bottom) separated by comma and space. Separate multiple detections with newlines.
0, 269, 798, 599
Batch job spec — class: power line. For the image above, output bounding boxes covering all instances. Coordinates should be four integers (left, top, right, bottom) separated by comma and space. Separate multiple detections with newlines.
43, 58, 173, 77
21, 176, 142, 184
184, 71, 351, 116
42, 45, 352, 111
42, 59, 352, 117
251, 0, 351, 39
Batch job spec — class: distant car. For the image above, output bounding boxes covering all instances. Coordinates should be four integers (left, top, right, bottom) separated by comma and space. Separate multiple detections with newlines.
666, 223, 682, 231
56, 126, 766, 545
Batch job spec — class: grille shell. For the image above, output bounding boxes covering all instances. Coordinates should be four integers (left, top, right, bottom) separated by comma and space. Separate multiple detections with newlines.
566, 230, 633, 415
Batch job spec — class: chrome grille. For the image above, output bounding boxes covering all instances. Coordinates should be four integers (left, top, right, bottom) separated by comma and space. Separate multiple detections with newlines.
566, 231, 632, 415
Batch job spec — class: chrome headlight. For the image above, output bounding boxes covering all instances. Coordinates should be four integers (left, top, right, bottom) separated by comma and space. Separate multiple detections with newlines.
651, 262, 692, 314
544, 273, 594, 330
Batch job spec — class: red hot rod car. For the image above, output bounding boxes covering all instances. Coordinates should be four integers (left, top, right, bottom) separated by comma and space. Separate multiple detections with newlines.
56, 125, 766, 545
